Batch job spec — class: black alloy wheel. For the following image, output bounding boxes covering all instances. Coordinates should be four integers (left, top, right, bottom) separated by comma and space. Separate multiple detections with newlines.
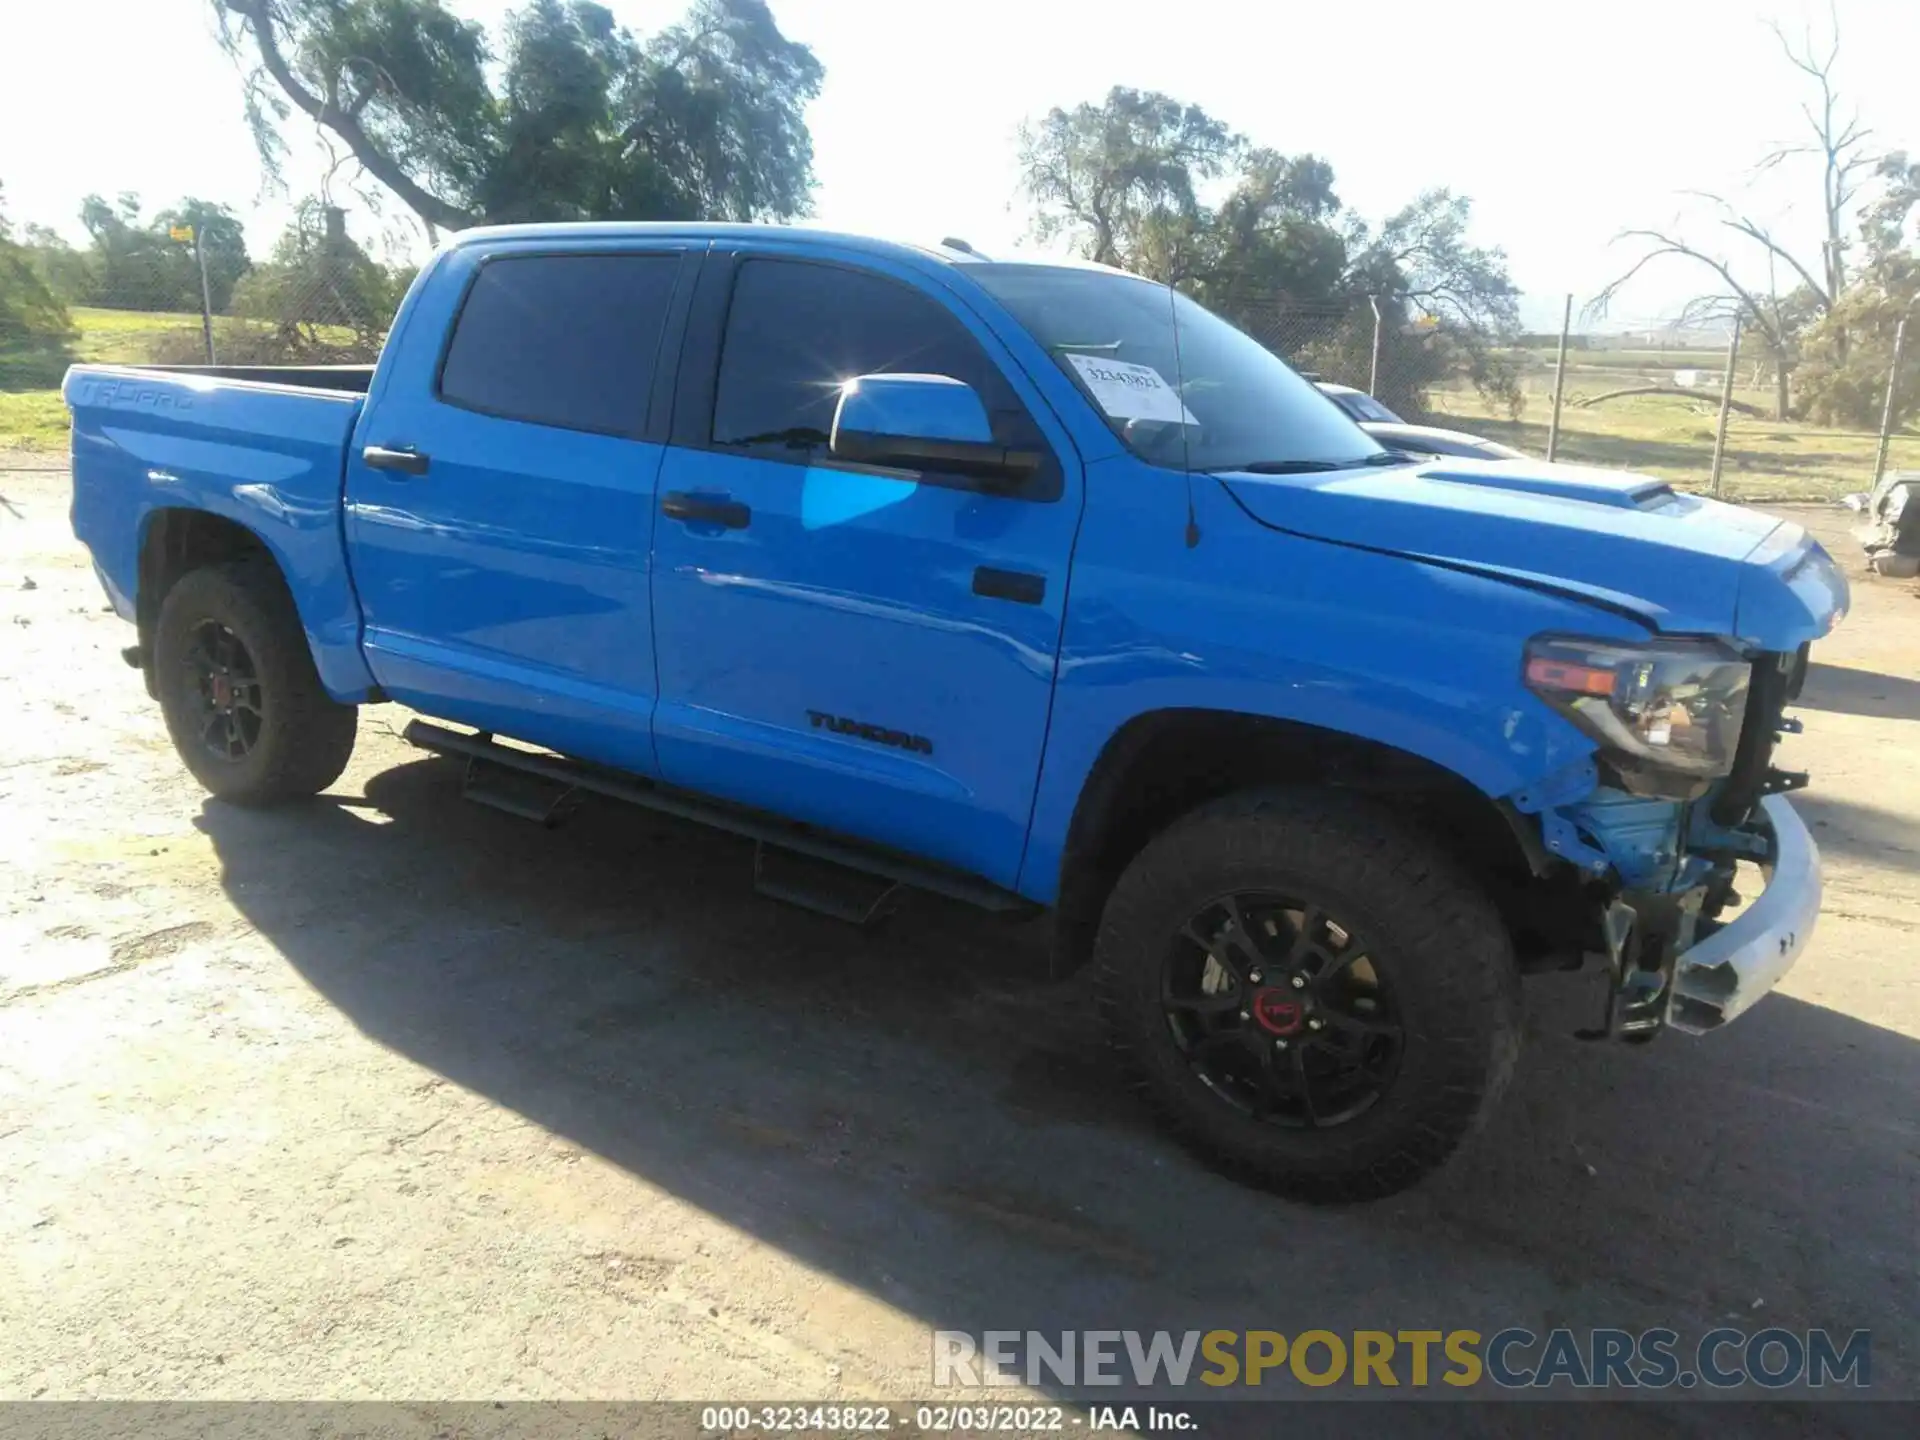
1163, 893, 1403, 1129
180, 620, 265, 762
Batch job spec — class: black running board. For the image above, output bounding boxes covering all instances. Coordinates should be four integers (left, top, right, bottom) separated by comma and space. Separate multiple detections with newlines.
402, 720, 1033, 919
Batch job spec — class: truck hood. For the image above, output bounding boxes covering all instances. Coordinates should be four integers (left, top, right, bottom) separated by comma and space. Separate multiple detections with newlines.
1218, 457, 1848, 648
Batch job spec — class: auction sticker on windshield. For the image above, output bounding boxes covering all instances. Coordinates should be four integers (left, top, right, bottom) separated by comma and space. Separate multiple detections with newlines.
1065, 354, 1198, 424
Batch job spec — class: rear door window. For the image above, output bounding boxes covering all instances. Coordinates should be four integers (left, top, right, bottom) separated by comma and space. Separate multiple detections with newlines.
439, 253, 679, 437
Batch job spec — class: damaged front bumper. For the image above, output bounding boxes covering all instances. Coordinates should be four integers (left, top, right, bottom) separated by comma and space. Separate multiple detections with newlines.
1589, 794, 1822, 1041
1667, 794, 1822, 1033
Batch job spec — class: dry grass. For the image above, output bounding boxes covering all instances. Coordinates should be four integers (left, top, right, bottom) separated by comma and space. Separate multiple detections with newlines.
1427, 358, 1916, 502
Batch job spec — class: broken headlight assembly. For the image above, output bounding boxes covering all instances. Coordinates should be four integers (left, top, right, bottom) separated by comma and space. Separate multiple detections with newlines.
1525, 636, 1751, 799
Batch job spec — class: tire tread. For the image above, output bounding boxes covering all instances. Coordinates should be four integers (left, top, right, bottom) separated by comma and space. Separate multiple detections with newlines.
153, 559, 357, 805
1094, 786, 1520, 1203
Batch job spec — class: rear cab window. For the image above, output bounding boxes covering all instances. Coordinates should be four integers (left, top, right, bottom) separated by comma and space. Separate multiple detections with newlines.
438, 253, 679, 436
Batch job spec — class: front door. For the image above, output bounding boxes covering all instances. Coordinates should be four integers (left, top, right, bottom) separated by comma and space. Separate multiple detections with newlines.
345, 244, 693, 774
649, 252, 1083, 887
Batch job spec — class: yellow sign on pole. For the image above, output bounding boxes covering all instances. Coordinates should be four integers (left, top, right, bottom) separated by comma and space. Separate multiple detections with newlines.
168, 225, 195, 243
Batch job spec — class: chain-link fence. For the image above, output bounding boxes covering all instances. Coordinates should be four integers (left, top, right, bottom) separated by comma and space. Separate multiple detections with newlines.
3, 195, 412, 451
5, 190, 1918, 501
9, 198, 406, 377
1232, 296, 1461, 423
1234, 292, 1920, 503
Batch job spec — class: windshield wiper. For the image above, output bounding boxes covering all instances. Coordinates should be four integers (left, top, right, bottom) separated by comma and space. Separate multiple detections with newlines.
1209, 453, 1403, 475
1218, 459, 1346, 474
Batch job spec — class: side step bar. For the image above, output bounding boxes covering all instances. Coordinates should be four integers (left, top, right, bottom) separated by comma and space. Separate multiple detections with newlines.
402, 720, 1033, 919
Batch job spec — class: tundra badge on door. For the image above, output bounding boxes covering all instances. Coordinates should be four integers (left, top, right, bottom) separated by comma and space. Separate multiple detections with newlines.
806, 710, 935, 756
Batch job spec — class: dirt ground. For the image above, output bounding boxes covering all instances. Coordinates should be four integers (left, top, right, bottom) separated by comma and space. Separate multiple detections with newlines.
1, 450, 1914, 1424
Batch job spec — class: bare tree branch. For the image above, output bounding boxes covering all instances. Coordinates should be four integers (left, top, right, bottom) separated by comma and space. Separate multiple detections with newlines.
224, 0, 476, 232
1599, 1, 1883, 414
1589, 229, 1785, 346
1719, 215, 1831, 305
1764, 4, 1879, 297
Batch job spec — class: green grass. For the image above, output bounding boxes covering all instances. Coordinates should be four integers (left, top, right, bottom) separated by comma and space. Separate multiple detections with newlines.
67, 305, 210, 361
66, 305, 351, 363
1, 307, 377, 453
1427, 384, 1918, 501
0, 390, 68, 451
0, 309, 212, 450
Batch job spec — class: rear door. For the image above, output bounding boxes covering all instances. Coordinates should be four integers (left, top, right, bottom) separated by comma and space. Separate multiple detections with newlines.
648, 250, 1084, 888
344, 242, 695, 774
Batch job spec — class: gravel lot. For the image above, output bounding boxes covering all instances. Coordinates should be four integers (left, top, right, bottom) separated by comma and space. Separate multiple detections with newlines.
1, 451, 1914, 1426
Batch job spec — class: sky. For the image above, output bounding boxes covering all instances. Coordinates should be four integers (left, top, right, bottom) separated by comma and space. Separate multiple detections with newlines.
2, 0, 1916, 332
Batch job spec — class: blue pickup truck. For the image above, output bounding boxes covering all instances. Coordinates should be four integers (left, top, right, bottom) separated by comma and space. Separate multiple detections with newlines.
64, 223, 1847, 1200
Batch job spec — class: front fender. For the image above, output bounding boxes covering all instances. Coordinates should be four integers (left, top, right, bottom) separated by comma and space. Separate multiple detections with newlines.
1016, 463, 1637, 901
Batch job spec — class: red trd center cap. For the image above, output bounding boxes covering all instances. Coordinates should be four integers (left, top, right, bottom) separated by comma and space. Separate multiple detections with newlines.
210, 676, 233, 708
1252, 988, 1305, 1036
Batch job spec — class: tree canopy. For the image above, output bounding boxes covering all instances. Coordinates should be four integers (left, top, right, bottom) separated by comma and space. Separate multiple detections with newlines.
58, 193, 254, 313
1796, 156, 1919, 430
0, 183, 76, 387
219, 200, 414, 362
211, 0, 824, 233
1017, 86, 1520, 415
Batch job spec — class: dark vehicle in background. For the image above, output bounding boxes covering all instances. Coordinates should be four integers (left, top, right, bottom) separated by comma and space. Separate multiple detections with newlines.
1315, 381, 1526, 462
1316, 381, 1404, 425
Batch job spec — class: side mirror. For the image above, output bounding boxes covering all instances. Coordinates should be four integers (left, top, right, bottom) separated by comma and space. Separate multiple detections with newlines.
829, 373, 1042, 487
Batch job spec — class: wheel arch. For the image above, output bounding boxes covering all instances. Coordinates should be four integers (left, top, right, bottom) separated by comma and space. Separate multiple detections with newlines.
134, 506, 375, 703
136, 510, 283, 662
1048, 707, 1566, 978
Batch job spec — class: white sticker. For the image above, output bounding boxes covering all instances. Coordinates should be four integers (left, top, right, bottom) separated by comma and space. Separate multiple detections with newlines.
1065, 354, 1198, 424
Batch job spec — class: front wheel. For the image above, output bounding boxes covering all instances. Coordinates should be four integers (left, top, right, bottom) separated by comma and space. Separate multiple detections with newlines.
1096, 788, 1519, 1202
152, 559, 358, 805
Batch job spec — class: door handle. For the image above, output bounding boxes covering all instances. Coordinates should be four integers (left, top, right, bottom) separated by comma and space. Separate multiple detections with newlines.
662, 491, 750, 529
363, 445, 430, 476
972, 567, 1045, 605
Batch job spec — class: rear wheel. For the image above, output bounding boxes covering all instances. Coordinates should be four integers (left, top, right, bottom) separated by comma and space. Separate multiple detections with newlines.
1096, 787, 1519, 1202
153, 560, 357, 805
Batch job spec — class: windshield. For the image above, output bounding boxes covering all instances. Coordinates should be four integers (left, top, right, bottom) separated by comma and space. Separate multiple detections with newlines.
969, 264, 1387, 474
1343, 392, 1402, 424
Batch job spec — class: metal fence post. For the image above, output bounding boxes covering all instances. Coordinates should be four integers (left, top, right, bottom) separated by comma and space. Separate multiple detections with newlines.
1709, 317, 1743, 498
1872, 301, 1916, 489
1545, 294, 1572, 462
1368, 297, 1383, 396
193, 234, 216, 364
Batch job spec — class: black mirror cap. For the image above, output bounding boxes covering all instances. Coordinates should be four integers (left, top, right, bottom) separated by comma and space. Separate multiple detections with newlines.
830, 429, 1044, 487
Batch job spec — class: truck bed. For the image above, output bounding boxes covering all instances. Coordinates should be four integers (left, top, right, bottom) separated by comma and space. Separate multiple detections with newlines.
86, 362, 377, 394
63, 361, 375, 698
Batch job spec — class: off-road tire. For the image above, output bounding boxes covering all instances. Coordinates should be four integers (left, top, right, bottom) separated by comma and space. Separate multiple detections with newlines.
1096, 786, 1520, 1202
153, 559, 357, 805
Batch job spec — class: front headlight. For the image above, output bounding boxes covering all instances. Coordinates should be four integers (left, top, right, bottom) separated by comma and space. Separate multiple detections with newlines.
1525, 636, 1751, 798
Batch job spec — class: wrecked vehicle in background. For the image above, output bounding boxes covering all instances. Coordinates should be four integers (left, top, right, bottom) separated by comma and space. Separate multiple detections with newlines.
1845, 470, 1920, 577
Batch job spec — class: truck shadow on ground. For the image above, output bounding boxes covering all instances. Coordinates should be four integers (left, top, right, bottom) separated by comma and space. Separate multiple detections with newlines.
1800, 662, 1920, 722
194, 754, 1916, 1416
1792, 792, 1920, 876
